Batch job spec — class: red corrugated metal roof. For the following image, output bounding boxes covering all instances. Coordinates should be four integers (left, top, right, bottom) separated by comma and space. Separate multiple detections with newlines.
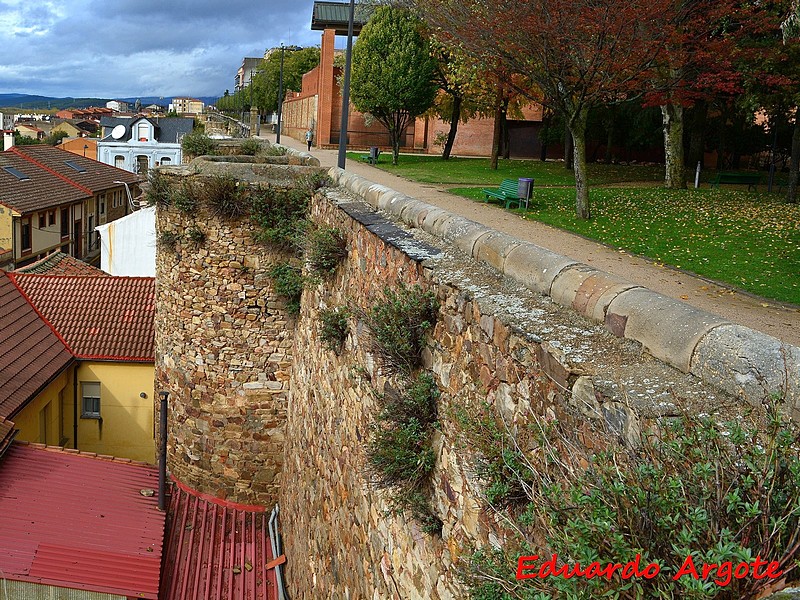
0, 272, 74, 419
11, 273, 154, 361
0, 442, 165, 598
161, 479, 278, 600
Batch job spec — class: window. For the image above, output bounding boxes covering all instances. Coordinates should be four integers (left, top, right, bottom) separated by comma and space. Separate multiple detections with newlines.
160, 157, 171, 165
60, 207, 69, 238
21, 218, 31, 252
114, 155, 125, 169
99, 194, 106, 215
137, 122, 149, 141
38, 212, 46, 228
64, 160, 87, 173
48, 210, 56, 226
81, 382, 101, 418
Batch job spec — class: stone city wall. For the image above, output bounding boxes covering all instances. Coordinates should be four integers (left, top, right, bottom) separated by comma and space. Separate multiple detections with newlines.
279, 184, 735, 599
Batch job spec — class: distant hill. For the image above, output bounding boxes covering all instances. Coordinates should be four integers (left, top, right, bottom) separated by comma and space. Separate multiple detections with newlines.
0, 93, 221, 110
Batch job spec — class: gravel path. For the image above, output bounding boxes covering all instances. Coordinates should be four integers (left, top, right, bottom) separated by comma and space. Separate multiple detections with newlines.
271, 134, 800, 347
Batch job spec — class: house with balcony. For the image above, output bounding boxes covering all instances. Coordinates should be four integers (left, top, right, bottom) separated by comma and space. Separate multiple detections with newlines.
0, 144, 139, 269
97, 116, 195, 174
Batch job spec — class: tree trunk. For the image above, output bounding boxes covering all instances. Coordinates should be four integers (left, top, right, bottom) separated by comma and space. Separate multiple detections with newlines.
570, 107, 591, 219
442, 94, 462, 160
491, 89, 503, 170
661, 103, 687, 189
564, 121, 574, 170
389, 120, 400, 166
501, 96, 510, 159
687, 100, 708, 169
788, 106, 799, 204
540, 109, 551, 162
605, 118, 614, 164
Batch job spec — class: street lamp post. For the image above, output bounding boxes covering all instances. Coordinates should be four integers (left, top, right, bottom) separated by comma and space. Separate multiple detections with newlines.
276, 43, 285, 144
337, 0, 356, 169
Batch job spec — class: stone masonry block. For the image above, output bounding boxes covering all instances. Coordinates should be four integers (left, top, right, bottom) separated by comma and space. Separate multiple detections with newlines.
549, 264, 601, 310
691, 324, 800, 409
472, 231, 523, 273
573, 276, 642, 323
605, 287, 729, 372
446, 221, 493, 257
503, 243, 579, 296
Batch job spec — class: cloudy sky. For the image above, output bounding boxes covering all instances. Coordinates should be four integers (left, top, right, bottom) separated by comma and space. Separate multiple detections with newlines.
0, 0, 325, 99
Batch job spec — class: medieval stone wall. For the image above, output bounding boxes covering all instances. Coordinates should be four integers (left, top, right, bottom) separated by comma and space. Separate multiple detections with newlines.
278, 187, 730, 598
154, 176, 296, 506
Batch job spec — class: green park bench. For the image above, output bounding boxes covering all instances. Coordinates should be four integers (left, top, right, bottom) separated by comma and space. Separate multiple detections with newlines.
710, 172, 760, 191
361, 146, 381, 164
481, 178, 530, 209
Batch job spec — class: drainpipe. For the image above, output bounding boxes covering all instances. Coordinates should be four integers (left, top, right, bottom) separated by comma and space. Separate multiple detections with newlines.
158, 391, 169, 511
72, 364, 79, 449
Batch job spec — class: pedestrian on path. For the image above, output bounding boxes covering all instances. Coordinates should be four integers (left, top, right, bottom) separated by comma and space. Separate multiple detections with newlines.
305, 128, 314, 151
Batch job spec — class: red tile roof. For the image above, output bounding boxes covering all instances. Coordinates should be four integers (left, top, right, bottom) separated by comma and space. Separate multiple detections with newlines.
0, 442, 164, 599
161, 480, 279, 600
0, 149, 88, 214
13, 251, 108, 277
0, 273, 73, 419
11, 273, 154, 361
11, 145, 139, 195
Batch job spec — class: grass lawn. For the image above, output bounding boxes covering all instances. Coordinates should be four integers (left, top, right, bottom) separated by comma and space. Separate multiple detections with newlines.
449, 186, 800, 305
346, 152, 665, 186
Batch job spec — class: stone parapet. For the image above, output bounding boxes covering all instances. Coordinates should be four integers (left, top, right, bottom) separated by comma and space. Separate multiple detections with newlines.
327, 168, 800, 414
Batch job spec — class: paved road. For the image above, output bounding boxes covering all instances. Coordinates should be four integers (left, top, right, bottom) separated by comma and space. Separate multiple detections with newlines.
267, 133, 800, 347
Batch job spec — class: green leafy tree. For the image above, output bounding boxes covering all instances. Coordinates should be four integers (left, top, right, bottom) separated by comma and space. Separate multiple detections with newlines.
252, 47, 321, 112
351, 6, 438, 165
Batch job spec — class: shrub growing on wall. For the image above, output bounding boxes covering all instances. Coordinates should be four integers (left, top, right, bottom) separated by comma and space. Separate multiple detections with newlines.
307, 227, 348, 275
363, 283, 438, 374
460, 404, 800, 600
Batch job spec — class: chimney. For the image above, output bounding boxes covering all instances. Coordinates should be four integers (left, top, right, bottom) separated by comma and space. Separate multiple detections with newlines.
3, 130, 13, 151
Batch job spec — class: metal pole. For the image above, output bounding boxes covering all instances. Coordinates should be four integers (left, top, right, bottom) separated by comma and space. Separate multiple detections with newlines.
337, 0, 356, 169
276, 44, 284, 144
158, 391, 169, 511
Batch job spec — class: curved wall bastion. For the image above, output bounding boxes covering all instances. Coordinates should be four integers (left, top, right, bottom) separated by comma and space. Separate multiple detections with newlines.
153, 149, 800, 598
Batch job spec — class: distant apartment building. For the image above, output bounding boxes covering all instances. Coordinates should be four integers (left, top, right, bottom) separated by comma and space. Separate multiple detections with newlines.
169, 97, 204, 115
235, 57, 262, 92
106, 100, 131, 112
97, 116, 194, 174
0, 112, 14, 130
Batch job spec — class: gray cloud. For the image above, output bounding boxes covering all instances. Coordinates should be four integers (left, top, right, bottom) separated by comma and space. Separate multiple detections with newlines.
0, 0, 322, 98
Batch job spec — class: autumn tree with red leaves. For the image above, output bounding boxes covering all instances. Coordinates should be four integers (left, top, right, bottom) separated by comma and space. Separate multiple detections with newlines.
414, 0, 671, 219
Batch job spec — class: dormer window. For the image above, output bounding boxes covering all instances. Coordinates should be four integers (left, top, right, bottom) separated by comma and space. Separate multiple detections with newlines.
137, 122, 149, 142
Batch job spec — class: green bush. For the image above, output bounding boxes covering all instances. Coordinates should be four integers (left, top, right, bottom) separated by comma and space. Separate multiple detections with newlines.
268, 262, 305, 315
202, 175, 250, 220
145, 171, 173, 208
181, 129, 217, 158
185, 225, 206, 245
461, 406, 800, 600
367, 372, 442, 535
157, 230, 181, 251
363, 284, 438, 373
319, 307, 350, 353
307, 227, 347, 275
250, 187, 311, 249
172, 180, 200, 214
240, 138, 262, 156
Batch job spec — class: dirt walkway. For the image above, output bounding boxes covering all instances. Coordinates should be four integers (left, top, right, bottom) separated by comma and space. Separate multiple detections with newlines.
270, 134, 800, 347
